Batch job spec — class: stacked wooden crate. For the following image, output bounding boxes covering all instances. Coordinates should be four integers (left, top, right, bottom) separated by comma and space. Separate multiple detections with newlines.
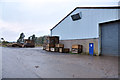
59, 48, 70, 53
55, 44, 64, 52
47, 36, 59, 44
43, 36, 48, 50
63, 48, 70, 53
46, 44, 55, 51
55, 44, 70, 53
43, 36, 59, 52
43, 44, 46, 50
72, 44, 83, 53
43, 36, 70, 53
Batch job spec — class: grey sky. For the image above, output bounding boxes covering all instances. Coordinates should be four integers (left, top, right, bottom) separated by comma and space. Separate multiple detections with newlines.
0, 0, 119, 41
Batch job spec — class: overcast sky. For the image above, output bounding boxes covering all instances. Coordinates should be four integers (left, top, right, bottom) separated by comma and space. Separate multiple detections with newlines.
0, 0, 119, 41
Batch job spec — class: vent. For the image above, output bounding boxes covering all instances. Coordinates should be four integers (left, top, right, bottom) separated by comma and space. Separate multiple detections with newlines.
71, 13, 81, 21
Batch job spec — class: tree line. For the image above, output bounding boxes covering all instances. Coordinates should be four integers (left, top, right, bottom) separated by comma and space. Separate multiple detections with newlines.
0, 33, 48, 47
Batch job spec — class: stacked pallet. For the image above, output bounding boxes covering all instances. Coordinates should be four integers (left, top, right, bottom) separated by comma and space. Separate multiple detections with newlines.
64, 48, 70, 53
46, 44, 55, 51
55, 44, 70, 53
43, 36, 48, 50
47, 36, 59, 44
43, 36, 70, 53
43, 44, 46, 50
59, 48, 70, 53
55, 44, 64, 52
72, 44, 82, 53
43, 36, 59, 51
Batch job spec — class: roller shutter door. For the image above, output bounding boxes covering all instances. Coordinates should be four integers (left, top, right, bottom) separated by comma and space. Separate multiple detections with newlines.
101, 21, 119, 56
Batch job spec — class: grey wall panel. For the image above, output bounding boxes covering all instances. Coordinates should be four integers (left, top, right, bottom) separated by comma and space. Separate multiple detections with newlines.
118, 21, 120, 56
118, 2, 120, 56
101, 22, 118, 56
118, 3, 120, 19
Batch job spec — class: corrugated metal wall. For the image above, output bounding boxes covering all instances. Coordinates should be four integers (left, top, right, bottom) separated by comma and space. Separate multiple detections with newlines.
52, 9, 119, 40
118, 2, 120, 56
118, 21, 120, 56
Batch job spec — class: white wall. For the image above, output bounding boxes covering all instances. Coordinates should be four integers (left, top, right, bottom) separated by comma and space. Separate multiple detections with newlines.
118, 1, 120, 19
52, 8, 119, 40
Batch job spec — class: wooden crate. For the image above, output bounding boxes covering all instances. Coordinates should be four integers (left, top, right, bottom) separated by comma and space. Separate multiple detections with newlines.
43, 36, 59, 50
59, 48, 70, 53
55, 44, 64, 48
50, 47, 60, 52
43, 46, 46, 50
50, 48, 55, 52
72, 48, 82, 53
64, 48, 70, 53
46, 44, 55, 47
45, 46, 50, 51
59, 48, 63, 53
55, 47, 59, 52
54, 36, 59, 44
47, 36, 59, 44
71, 44, 83, 53
72, 44, 82, 49
43, 44, 46, 50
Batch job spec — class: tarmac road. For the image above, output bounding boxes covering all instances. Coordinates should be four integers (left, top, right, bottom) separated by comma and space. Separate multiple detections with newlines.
2, 47, 118, 78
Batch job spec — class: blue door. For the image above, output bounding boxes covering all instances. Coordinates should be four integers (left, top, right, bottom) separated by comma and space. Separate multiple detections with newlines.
89, 43, 94, 56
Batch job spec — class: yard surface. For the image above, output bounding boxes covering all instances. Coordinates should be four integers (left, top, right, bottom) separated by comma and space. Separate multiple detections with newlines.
2, 47, 118, 78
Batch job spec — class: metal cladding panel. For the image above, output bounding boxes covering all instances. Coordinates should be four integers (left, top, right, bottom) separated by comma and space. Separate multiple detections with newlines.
118, 21, 120, 55
119, 1, 120, 19
101, 22, 119, 56
52, 9, 119, 40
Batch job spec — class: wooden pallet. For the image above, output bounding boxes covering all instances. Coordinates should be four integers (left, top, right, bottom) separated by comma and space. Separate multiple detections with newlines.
59, 48, 70, 53
72, 44, 82, 49
55, 44, 64, 48
64, 48, 70, 53
72, 48, 82, 53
